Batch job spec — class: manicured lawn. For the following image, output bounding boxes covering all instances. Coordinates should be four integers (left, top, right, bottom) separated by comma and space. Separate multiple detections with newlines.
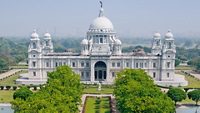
10, 65, 28, 69
84, 97, 110, 113
184, 75, 200, 88
0, 70, 27, 86
175, 65, 194, 70
0, 90, 15, 103
83, 87, 114, 94
100, 97, 110, 113
85, 97, 96, 113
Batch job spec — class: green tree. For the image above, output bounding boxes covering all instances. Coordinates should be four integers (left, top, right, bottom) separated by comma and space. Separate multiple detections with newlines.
0, 57, 9, 72
188, 89, 200, 106
167, 87, 186, 105
187, 57, 200, 70
13, 86, 33, 100
114, 69, 175, 113
12, 66, 83, 113
175, 59, 181, 67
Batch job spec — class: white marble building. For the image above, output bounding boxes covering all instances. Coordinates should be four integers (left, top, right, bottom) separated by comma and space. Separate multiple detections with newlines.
16, 3, 187, 86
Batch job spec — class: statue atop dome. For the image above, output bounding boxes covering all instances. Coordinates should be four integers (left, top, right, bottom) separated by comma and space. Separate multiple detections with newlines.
99, 1, 104, 17
100, 1, 103, 8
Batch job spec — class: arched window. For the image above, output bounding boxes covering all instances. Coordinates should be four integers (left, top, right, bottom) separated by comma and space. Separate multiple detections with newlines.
156, 40, 160, 46
168, 42, 172, 49
32, 42, 36, 49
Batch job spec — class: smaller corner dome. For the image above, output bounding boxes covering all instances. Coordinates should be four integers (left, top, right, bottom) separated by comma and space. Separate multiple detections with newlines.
153, 32, 161, 38
44, 32, 51, 37
81, 39, 88, 45
165, 30, 173, 38
115, 39, 122, 45
89, 16, 114, 30
31, 30, 39, 38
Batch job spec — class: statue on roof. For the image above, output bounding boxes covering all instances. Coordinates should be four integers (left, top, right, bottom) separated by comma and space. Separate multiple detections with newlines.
100, 1, 103, 8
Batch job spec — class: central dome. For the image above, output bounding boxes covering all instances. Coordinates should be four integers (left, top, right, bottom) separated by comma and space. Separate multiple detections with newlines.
89, 16, 114, 30
89, 8, 114, 30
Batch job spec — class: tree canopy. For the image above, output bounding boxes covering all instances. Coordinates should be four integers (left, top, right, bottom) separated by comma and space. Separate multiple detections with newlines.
187, 57, 200, 70
11, 66, 83, 113
13, 86, 33, 100
114, 69, 175, 113
0, 58, 9, 72
188, 89, 200, 106
167, 87, 186, 105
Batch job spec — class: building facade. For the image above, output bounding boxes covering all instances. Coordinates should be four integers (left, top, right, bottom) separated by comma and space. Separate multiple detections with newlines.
17, 4, 187, 86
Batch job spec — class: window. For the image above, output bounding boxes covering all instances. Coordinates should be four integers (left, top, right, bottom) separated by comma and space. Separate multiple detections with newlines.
167, 62, 170, 68
112, 62, 115, 67
32, 61, 36, 67
168, 42, 172, 49
140, 63, 143, 68
156, 40, 160, 46
167, 73, 170, 78
55, 62, 58, 67
33, 72, 36, 76
136, 63, 138, 68
46, 62, 49, 67
32, 42, 36, 49
59, 62, 62, 66
81, 72, 84, 79
100, 38, 103, 43
86, 72, 89, 79
126, 62, 129, 67
72, 62, 76, 67
63, 62, 66, 65
117, 62, 120, 67
153, 72, 156, 78
81, 62, 84, 67
153, 63, 156, 68
86, 62, 89, 67
33, 55, 36, 57
145, 63, 147, 68
112, 72, 115, 77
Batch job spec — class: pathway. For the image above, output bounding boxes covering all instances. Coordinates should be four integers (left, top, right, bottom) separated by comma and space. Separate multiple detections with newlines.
0, 69, 26, 80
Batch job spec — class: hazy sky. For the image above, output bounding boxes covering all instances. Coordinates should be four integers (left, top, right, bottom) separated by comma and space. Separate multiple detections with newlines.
0, 0, 200, 37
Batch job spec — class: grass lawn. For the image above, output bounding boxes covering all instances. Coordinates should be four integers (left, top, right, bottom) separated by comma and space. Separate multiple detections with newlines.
0, 70, 27, 86
10, 65, 28, 69
84, 97, 110, 113
184, 75, 200, 88
0, 90, 15, 103
180, 97, 195, 104
83, 87, 114, 94
175, 65, 194, 70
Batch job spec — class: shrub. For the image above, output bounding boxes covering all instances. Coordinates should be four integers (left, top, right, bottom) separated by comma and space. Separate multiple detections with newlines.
33, 86, 37, 90
0, 86, 4, 90
188, 89, 200, 106
6, 86, 11, 90
13, 86, 33, 100
167, 87, 186, 105
13, 86, 17, 90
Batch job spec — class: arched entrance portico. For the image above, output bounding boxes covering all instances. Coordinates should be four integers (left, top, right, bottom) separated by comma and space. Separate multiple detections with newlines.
94, 61, 107, 81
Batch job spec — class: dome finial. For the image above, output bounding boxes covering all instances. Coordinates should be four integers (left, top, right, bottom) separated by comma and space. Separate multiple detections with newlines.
98, 1, 104, 17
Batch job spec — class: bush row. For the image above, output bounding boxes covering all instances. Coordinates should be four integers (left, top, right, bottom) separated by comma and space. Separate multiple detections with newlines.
0, 85, 41, 91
